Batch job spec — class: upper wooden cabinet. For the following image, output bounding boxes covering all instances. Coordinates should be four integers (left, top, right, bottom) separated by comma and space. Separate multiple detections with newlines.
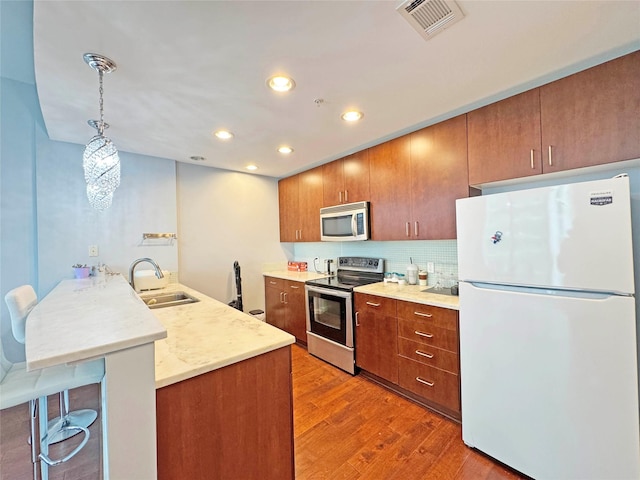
278, 175, 299, 242
278, 166, 323, 242
468, 51, 640, 185
370, 116, 470, 240
369, 135, 412, 240
540, 50, 640, 172
410, 115, 469, 239
467, 89, 543, 185
322, 150, 370, 207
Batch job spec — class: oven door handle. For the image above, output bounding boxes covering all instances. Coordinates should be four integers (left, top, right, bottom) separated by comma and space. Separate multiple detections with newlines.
305, 285, 352, 299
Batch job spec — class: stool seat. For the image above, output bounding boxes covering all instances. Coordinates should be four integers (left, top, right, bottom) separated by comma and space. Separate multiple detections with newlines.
0, 358, 104, 410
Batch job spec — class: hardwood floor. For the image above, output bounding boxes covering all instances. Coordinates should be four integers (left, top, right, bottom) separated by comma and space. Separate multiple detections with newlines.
1, 346, 526, 479
292, 344, 525, 480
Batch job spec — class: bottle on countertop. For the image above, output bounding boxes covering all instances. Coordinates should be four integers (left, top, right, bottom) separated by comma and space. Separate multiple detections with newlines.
406, 258, 418, 285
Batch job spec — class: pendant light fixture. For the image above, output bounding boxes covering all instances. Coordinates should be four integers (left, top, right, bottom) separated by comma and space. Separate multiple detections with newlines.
82, 53, 120, 211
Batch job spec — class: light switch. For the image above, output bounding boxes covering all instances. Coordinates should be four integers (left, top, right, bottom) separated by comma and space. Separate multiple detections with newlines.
427, 262, 435, 273
89, 245, 99, 257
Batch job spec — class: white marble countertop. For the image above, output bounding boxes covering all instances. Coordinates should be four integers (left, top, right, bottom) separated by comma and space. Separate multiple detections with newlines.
151, 283, 295, 389
263, 270, 330, 282
26, 275, 167, 371
354, 282, 460, 310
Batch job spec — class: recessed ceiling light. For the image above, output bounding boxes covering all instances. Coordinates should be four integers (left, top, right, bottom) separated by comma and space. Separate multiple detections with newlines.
214, 130, 234, 140
189, 156, 206, 161
266, 75, 296, 92
341, 110, 364, 122
246, 164, 258, 171
278, 146, 294, 154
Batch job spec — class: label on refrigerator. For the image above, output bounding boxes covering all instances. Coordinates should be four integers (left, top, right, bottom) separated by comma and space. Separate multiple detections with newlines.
589, 190, 613, 206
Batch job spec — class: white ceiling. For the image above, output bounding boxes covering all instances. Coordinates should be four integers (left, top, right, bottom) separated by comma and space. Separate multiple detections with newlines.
33, 1, 640, 179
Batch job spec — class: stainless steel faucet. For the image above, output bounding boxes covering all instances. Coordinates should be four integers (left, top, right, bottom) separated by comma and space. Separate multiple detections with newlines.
129, 257, 164, 291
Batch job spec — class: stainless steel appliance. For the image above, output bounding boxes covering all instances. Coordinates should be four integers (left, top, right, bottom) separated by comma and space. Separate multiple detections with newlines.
320, 201, 370, 242
305, 257, 384, 374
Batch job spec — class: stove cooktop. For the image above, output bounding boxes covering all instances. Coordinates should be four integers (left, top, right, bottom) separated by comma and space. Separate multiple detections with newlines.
306, 257, 384, 292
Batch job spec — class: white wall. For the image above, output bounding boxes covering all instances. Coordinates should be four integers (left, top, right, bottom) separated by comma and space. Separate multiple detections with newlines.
176, 162, 287, 312
35, 133, 179, 296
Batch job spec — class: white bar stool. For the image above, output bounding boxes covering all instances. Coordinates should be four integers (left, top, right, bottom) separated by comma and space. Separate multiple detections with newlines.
3, 285, 105, 479
5, 285, 101, 443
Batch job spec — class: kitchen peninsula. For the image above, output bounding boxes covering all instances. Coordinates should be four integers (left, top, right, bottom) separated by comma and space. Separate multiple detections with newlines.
151, 283, 296, 480
26, 275, 167, 479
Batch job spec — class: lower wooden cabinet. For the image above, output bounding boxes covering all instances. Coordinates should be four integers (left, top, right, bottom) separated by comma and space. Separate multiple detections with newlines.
264, 276, 307, 344
354, 293, 460, 420
354, 293, 398, 384
156, 347, 294, 480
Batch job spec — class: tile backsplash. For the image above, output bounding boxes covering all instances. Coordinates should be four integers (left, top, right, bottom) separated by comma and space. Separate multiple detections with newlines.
292, 240, 458, 287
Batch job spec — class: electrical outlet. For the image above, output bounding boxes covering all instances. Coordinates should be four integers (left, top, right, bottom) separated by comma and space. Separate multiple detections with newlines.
89, 245, 99, 257
427, 262, 435, 274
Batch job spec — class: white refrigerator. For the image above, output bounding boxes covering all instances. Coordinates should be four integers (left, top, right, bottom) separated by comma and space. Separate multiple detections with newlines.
456, 175, 640, 479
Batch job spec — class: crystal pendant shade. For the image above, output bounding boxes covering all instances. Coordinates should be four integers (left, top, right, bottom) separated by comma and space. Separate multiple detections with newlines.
82, 53, 119, 211
83, 133, 120, 211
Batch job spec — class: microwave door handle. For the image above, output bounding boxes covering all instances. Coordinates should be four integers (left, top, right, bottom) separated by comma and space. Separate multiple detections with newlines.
351, 214, 357, 237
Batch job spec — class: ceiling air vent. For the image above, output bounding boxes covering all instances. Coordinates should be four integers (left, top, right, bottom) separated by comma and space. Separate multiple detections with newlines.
396, 0, 465, 41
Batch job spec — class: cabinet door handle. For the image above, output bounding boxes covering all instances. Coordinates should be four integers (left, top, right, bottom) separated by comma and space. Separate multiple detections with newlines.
299, 229, 302, 240
366, 301, 381, 307
269, 281, 278, 285
414, 221, 419, 237
339, 191, 343, 203
283, 292, 288, 304
414, 330, 433, 338
355, 311, 360, 327
548, 145, 553, 166
279, 292, 284, 303
290, 285, 300, 289
530, 149, 535, 169
295, 230, 299, 240
344, 190, 348, 203
415, 349, 434, 359
414, 311, 433, 318
405, 222, 410, 237
416, 377, 434, 387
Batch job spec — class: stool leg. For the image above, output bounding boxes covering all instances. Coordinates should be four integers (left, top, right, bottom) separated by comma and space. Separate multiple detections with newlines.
47, 390, 98, 444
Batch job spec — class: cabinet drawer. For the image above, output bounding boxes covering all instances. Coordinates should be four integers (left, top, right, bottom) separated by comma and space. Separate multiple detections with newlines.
285, 280, 304, 292
397, 300, 458, 331
265, 277, 284, 290
355, 293, 396, 317
398, 318, 458, 353
398, 357, 460, 413
398, 337, 458, 374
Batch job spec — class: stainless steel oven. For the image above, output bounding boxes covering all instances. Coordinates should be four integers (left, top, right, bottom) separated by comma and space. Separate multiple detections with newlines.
305, 257, 384, 374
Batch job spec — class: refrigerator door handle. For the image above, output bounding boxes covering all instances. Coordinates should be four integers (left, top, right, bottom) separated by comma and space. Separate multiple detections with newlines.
465, 281, 630, 299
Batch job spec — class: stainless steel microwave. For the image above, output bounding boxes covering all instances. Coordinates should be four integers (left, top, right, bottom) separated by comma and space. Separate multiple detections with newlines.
320, 201, 370, 242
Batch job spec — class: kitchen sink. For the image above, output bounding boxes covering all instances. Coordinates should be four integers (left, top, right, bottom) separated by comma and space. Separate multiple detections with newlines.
140, 291, 200, 309
421, 286, 458, 297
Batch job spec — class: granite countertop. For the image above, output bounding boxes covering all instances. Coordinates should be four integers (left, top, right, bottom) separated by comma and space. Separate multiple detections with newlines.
150, 283, 295, 389
26, 275, 167, 371
263, 270, 330, 282
354, 282, 460, 310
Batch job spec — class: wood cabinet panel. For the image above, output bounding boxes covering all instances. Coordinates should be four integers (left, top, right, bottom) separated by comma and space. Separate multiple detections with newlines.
278, 175, 299, 242
540, 51, 640, 172
322, 151, 370, 207
398, 337, 459, 374
410, 115, 469, 239
398, 356, 460, 413
368, 135, 412, 240
354, 293, 398, 383
298, 166, 323, 241
397, 300, 458, 331
156, 347, 294, 480
264, 277, 306, 344
398, 318, 458, 353
468, 89, 543, 185
285, 280, 306, 343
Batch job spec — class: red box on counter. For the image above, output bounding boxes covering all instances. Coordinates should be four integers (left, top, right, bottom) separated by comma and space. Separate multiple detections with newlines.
287, 261, 308, 272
